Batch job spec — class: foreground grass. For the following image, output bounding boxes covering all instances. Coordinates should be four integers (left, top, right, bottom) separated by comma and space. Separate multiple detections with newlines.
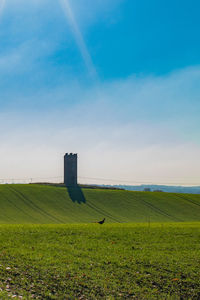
0, 223, 199, 299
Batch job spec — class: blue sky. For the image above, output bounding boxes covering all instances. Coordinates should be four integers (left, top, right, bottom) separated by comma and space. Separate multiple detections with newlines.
0, 0, 200, 185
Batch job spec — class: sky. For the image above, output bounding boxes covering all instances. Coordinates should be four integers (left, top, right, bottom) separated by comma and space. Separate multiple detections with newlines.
0, 0, 200, 185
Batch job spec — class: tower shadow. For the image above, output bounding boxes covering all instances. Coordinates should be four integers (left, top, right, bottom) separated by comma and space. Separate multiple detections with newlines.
66, 185, 86, 204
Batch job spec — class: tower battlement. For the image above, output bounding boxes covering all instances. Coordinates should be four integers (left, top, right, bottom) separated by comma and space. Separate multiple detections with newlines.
65, 153, 77, 157
64, 153, 77, 186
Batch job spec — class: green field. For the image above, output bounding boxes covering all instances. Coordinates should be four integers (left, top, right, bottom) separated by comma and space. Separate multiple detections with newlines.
0, 185, 200, 299
0, 223, 199, 299
0, 184, 200, 223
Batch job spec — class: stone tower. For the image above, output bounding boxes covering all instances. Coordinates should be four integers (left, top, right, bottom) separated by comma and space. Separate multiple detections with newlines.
64, 153, 77, 186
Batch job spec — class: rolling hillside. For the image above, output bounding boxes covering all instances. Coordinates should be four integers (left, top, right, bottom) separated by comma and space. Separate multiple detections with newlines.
0, 184, 200, 223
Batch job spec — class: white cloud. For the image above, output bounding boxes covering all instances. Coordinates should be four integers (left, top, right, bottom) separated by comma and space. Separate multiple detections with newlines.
0, 120, 200, 185
0, 40, 52, 73
0, 65, 200, 185
0, 0, 123, 89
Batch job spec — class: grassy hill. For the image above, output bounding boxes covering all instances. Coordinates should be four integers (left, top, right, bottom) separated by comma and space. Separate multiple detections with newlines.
0, 184, 200, 223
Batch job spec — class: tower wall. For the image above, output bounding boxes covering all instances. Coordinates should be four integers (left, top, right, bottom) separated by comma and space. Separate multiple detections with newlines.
64, 153, 77, 186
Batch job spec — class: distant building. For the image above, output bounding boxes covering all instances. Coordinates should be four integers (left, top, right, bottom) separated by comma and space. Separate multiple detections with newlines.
144, 188, 151, 192
64, 153, 77, 186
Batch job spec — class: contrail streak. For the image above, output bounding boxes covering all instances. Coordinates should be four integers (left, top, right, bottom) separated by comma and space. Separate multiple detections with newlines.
59, 0, 98, 81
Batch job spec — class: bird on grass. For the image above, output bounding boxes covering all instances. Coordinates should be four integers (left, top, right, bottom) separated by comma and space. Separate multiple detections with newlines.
94, 218, 105, 224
